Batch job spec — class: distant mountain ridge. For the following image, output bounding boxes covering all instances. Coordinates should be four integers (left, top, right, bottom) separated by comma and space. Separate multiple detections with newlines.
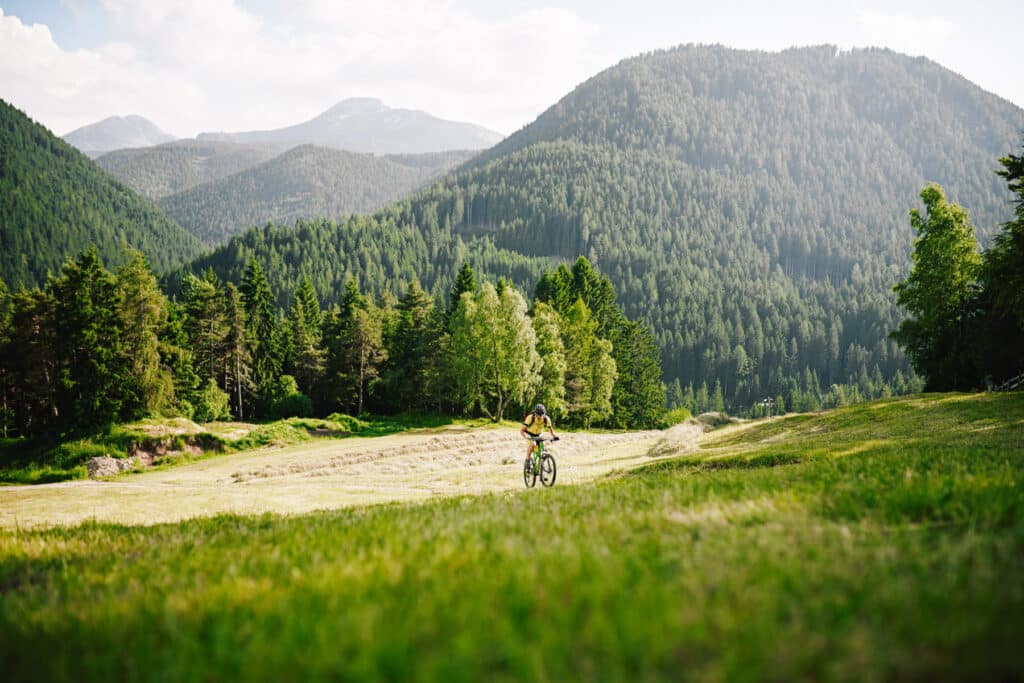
197, 98, 503, 154
95, 139, 294, 200
157, 145, 477, 245
63, 115, 176, 158
0, 100, 204, 288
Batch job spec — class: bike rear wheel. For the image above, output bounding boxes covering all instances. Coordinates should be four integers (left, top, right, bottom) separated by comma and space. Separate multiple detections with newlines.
523, 457, 537, 488
540, 454, 556, 487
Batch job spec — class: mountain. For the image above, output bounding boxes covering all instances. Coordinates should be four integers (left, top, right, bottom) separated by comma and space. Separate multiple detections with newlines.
197, 98, 503, 154
95, 139, 294, 200
181, 46, 1024, 410
62, 115, 177, 157
158, 145, 477, 245
0, 99, 205, 288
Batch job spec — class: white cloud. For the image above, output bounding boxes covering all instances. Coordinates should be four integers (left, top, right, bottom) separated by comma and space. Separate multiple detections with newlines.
0, 2, 607, 138
853, 9, 958, 57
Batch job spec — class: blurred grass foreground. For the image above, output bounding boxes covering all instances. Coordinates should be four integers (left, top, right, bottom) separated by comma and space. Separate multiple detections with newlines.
1, 392, 1022, 681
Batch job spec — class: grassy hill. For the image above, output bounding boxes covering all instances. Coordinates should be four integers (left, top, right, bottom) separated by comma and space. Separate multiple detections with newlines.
184, 46, 1024, 411
1, 392, 1021, 680
0, 99, 205, 288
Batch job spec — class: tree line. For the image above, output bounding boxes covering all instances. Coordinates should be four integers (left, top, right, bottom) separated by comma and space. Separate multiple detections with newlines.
892, 143, 1024, 390
0, 254, 664, 437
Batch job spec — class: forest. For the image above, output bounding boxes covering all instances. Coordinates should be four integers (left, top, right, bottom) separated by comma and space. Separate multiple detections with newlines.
0, 253, 664, 438
175, 46, 1024, 415
0, 100, 205, 289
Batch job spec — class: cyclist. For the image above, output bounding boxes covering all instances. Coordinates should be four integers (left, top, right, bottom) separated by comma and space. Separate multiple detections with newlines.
521, 403, 558, 468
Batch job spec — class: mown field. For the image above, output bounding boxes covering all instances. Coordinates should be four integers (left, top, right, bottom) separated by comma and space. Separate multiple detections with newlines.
1, 393, 1022, 681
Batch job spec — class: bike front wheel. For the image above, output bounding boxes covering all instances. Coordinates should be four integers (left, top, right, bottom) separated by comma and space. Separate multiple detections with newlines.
523, 457, 537, 488
540, 454, 556, 487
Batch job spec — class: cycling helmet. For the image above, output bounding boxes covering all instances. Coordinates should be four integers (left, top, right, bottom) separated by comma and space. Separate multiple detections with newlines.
533, 404, 546, 416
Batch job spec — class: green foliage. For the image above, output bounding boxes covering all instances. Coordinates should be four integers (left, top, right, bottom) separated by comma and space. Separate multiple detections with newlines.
530, 302, 568, 420
0, 98, 204, 288
2, 394, 1022, 680
450, 282, 541, 421
893, 185, 984, 390
269, 375, 313, 419
979, 142, 1024, 384
192, 378, 231, 422
663, 407, 692, 425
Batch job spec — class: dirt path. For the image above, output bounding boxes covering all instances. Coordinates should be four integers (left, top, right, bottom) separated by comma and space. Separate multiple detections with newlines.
0, 425, 689, 528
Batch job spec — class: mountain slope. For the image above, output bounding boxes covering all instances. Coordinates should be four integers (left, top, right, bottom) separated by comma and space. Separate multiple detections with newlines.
95, 139, 293, 200
198, 98, 503, 154
0, 100, 205, 287
158, 145, 477, 245
63, 115, 176, 157
183, 46, 1024, 410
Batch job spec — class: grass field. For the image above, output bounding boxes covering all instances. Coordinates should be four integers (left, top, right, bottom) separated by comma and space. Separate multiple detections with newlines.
1, 393, 1022, 681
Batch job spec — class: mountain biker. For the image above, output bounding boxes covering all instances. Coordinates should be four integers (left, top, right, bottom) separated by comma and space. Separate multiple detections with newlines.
521, 403, 558, 467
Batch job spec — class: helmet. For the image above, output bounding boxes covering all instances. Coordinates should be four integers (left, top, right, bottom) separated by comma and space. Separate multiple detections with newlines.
533, 404, 546, 416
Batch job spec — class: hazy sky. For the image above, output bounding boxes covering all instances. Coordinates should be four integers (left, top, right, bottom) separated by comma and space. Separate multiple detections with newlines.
1, 0, 1021, 138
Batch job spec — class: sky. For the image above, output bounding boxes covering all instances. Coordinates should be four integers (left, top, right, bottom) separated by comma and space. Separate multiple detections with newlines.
1, 0, 1021, 138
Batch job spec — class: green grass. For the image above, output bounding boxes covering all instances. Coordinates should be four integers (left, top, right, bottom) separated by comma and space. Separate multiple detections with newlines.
1, 393, 1022, 681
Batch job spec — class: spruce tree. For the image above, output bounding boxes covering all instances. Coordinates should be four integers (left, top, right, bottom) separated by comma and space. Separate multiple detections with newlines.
383, 279, 437, 412
240, 258, 282, 414
116, 250, 174, 418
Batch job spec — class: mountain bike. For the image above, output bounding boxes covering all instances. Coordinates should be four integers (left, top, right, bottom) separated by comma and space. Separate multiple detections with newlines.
523, 436, 557, 488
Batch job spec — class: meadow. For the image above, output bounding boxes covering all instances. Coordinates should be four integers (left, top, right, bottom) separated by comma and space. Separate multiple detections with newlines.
0, 392, 1022, 681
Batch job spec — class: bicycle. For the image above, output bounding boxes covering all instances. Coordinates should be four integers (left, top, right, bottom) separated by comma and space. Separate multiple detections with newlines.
523, 435, 557, 488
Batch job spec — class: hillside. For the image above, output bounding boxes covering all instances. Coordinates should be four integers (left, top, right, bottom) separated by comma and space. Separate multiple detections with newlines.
3, 392, 1022, 680
198, 97, 504, 154
183, 46, 1024, 411
0, 99, 205, 288
95, 139, 293, 199
62, 114, 176, 157
158, 145, 478, 245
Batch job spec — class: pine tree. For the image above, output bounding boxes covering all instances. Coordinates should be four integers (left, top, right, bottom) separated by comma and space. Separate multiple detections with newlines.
49, 247, 127, 431
382, 279, 437, 412
223, 283, 254, 420
240, 258, 282, 414
116, 249, 174, 418
447, 262, 477, 324
286, 278, 325, 396
179, 270, 227, 386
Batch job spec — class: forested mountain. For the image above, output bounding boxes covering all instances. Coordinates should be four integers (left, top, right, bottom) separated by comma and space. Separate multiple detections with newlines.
197, 98, 503, 154
181, 46, 1024, 413
95, 139, 293, 199
62, 115, 176, 157
158, 145, 478, 245
0, 99, 205, 288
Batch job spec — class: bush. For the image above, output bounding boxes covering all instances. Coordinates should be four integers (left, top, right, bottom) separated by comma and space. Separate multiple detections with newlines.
663, 407, 692, 426
193, 379, 231, 423
272, 392, 313, 419
324, 413, 370, 433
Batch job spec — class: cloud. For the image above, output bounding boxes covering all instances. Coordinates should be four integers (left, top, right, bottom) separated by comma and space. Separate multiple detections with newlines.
0, 1, 606, 138
854, 9, 958, 57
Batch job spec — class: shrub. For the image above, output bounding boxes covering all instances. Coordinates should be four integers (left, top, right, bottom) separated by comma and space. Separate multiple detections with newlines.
193, 379, 231, 423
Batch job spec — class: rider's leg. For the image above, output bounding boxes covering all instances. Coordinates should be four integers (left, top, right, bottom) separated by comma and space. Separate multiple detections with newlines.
525, 441, 535, 464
